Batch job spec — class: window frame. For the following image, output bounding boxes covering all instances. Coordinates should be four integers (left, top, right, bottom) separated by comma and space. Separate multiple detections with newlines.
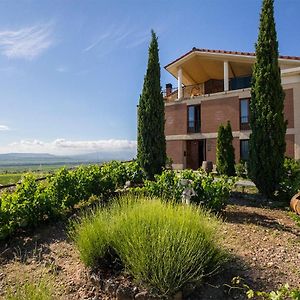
187, 105, 201, 133
240, 139, 249, 161
239, 98, 250, 130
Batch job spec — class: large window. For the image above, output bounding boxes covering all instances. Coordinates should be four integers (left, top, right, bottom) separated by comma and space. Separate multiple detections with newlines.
240, 140, 249, 161
187, 105, 200, 133
230, 75, 252, 91
240, 98, 250, 130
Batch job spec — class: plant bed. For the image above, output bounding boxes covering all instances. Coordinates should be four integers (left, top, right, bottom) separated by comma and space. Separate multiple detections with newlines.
70, 195, 227, 298
1, 193, 299, 299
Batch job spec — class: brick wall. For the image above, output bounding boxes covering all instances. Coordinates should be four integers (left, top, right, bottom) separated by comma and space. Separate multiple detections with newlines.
164, 87, 296, 168
284, 89, 294, 129
201, 96, 240, 133
286, 134, 295, 158
165, 103, 187, 136
206, 137, 240, 164
233, 138, 240, 163
166, 140, 185, 165
206, 138, 216, 162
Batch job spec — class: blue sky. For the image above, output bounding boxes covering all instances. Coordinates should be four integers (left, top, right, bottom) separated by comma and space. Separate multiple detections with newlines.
0, 0, 299, 157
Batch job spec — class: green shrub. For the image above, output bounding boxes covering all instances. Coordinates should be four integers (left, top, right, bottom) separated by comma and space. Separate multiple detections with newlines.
133, 169, 234, 211
0, 174, 54, 239
235, 162, 248, 178
124, 160, 146, 184
47, 167, 78, 209
216, 121, 236, 176
46, 161, 142, 210
232, 277, 300, 300
71, 195, 227, 296
0, 161, 140, 240
276, 158, 300, 202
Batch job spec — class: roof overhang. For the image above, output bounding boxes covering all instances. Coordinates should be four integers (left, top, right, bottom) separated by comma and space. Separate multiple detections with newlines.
281, 66, 300, 77
165, 48, 300, 86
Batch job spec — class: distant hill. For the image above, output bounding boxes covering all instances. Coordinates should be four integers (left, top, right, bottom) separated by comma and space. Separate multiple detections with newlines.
0, 153, 75, 166
0, 153, 57, 159
0, 152, 135, 167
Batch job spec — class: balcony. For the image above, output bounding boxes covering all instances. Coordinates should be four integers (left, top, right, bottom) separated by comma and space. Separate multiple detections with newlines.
164, 75, 252, 102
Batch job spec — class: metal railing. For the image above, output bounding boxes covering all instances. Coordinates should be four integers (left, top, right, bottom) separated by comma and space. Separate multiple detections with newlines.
240, 116, 249, 124
163, 76, 252, 102
187, 121, 200, 133
163, 83, 205, 101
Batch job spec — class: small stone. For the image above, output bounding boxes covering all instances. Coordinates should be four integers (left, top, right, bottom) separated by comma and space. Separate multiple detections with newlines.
267, 262, 274, 267
135, 291, 148, 300
90, 273, 99, 285
124, 181, 131, 188
105, 280, 118, 296
116, 285, 134, 300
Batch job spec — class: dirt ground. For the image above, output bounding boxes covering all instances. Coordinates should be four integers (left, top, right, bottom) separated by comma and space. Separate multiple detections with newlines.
0, 194, 299, 299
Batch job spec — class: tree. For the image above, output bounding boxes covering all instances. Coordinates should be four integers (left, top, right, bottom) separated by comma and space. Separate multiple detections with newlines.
137, 30, 166, 179
249, 0, 287, 198
216, 121, 235, 176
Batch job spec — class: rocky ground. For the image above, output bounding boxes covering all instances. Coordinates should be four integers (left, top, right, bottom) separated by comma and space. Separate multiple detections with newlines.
0, 194, 299, 299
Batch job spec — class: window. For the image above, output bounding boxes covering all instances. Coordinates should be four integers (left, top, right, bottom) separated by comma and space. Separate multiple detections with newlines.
240, 98, 250, 130
240, 140, 249, 161
187, 105, 200, 133
230, 75, 252, 91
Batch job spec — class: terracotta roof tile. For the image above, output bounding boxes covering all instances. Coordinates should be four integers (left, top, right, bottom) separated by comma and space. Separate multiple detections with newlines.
164, 48, 300, 69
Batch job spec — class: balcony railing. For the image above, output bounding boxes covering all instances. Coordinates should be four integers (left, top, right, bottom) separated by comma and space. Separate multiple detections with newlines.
188, 120, 200, 133
240, 116, 250, 130
163, 75, 252, 102
163, 83, 205, 101
240, 116, 249, 124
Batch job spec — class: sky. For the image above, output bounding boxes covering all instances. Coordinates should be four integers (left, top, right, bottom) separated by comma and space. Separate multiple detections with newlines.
0, 0, 299, 157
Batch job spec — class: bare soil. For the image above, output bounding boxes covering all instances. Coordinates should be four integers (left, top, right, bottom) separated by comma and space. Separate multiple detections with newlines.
0, 195, 299, 300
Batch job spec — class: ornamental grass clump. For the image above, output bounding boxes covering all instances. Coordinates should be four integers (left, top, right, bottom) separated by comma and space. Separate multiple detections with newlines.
71, 195, 227, 296
5, 277, 54, 300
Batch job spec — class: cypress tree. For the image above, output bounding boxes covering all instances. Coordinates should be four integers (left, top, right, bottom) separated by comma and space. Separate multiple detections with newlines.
216, 121, 235, 176
225, 121, 236, 176
137, 30, 166, 179
249, 0, 286, 198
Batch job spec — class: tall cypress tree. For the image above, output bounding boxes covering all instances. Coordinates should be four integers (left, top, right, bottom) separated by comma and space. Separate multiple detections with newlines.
225, 121, 236, 176
137, 30, 166, 179
216, 121, 235, 176
249, 0, 287, 198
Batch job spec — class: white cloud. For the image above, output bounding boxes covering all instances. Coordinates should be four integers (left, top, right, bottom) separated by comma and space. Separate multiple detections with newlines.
0, 125, 10, 131
0, 138, 137, 156
83, 24, 151, 55
0, 23, 54, 59
125, 33, 149, 49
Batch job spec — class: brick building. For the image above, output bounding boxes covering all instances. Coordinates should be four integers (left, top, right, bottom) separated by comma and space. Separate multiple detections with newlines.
164, 48, 300, 170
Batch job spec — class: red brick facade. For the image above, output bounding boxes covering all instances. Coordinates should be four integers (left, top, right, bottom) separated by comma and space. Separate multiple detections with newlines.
165, 89, 296, 169
286, 134, 295, 158
166, 140, 185, 166
201, 96, 240, 133
165, 103, 187, 136
284, 89, 294, 128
